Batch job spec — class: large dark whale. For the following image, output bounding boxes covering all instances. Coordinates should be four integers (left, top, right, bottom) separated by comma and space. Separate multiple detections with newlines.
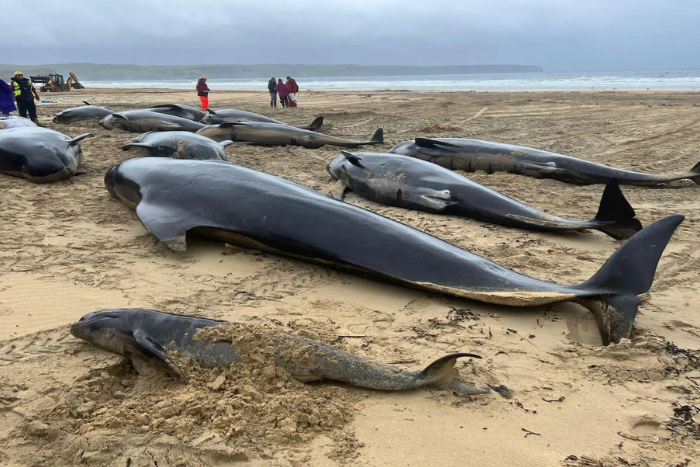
122, 131, 231, 161
145, 104, 207, 122
104, 157, 683, 345
389, 138, 700, 186
327, 151, 642, 240
196, 122, 383, 149
0, 127, 91, 182
0, 116, 38, 129
70, 308, 489, 394
52, 101, 114, 124
99, 111, 206, 133
200, 108, 324, 131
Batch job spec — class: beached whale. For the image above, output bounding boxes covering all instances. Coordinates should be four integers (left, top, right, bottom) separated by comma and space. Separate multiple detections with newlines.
122, 131, 231, 161
145, 104, 207, 122
104, 157, 683, 345
196, 122, 383, 149
0, 116, 38, 129
389, 138, 700, 186
99, 110, 206, 133
0, 127, 91, 182
327, 151, 642, 239
52, 101, 114, 124
70, 308, 490, 394
200, 109, 324, 131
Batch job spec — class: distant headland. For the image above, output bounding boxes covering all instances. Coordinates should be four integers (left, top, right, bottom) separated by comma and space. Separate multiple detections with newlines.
0, 63, 543, 81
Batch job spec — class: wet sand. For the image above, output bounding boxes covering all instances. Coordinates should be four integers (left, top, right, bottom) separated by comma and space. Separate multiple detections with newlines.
1, 88, 699, 466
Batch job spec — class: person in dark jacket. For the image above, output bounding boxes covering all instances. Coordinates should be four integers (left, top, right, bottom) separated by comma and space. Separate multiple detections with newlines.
0, 78, 16, 116
286, 76, 299, 108
196, 76, 210, 110
10, 72, 39, 122
268, 77, 277, 107
276, 79, 290, 108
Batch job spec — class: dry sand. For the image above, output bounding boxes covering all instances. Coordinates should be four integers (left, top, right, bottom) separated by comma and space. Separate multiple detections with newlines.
1, 88, 699, 466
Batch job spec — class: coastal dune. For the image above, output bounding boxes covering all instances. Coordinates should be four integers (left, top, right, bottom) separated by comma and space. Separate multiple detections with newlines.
0, 88, 699, 466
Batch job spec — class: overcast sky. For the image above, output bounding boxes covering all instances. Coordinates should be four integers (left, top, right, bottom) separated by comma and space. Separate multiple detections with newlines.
4, 0, 699, 71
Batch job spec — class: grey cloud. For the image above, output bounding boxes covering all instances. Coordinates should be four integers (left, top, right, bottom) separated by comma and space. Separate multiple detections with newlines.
4, 0, 700, 71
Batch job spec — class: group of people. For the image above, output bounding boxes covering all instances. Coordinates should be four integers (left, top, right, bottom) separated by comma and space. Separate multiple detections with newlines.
268, 76, 299, 108
0, 71, 41, 122
193, 75, 301, 111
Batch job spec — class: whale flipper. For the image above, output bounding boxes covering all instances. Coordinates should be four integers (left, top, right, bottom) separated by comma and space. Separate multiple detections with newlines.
132, 329, 181, 376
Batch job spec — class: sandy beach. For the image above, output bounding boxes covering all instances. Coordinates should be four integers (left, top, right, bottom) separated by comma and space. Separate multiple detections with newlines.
1, 88, 699, 466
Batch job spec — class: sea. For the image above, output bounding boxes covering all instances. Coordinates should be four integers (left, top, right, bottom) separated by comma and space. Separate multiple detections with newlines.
81, 69, 700, 92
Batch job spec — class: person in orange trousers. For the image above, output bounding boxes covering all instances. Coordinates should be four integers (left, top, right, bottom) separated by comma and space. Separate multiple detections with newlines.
196, 76, 210, 110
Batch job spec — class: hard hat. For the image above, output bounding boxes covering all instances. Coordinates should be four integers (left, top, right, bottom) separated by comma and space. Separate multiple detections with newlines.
14, 71, 23, 76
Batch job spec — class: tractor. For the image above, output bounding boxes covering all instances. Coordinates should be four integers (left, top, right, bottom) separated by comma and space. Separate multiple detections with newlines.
30, 72, 84, 92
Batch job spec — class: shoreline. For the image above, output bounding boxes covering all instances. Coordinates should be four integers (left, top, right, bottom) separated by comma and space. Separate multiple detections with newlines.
76, 85, 700, 93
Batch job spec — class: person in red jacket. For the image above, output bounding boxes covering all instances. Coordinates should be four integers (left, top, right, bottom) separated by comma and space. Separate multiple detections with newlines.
196, 76, 210, 110
286, 76, 299, 108
276, 79, 290, 108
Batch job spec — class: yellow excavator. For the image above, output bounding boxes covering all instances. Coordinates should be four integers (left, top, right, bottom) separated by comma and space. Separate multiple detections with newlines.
30, 72, 84, 92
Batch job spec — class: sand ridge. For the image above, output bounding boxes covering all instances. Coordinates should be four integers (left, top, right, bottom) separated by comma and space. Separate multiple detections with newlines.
0, 88, 699, 465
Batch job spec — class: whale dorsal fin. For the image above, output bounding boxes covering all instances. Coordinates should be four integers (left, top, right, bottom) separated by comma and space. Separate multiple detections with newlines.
341, 151, 365, 168
82, 101, 92, 106
207, 109, 218, 115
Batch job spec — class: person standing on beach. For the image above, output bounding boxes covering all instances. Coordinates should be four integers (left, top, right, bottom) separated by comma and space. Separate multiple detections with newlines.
268, 77, 278, 107
10, 72, 39, 122
196, 76, 210, 110
0, 78, 16, 116
286, 76, 299, 108
276, 79, 290, 108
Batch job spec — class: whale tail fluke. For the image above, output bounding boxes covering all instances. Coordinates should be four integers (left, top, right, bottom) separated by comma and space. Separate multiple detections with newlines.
689, 161, 700, 184
416, 352, 491, 395
576, 215, 684, 344
593, 179, 643, 240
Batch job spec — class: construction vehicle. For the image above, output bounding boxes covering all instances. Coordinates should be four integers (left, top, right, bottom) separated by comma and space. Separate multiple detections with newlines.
30, 72, 84, 92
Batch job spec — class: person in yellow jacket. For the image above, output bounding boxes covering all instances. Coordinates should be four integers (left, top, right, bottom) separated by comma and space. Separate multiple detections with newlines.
10, 71, 40, 123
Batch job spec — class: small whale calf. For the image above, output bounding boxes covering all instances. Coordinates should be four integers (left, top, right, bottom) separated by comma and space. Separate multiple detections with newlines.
71, 308, 490, 394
